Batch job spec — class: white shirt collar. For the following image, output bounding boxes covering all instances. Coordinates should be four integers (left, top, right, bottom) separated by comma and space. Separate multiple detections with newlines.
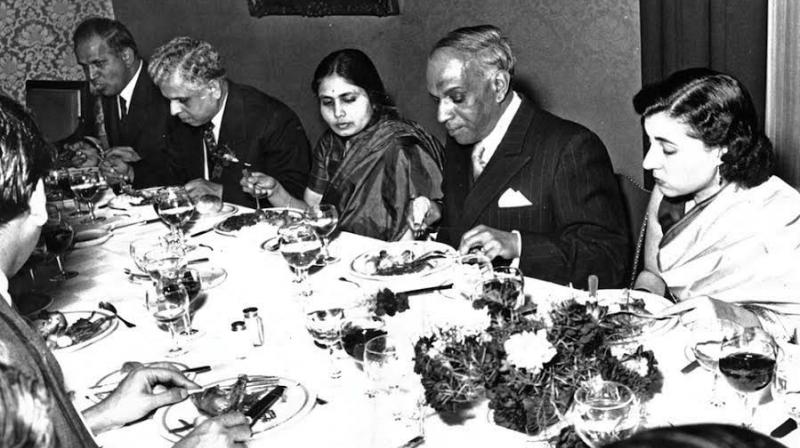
0, 270, 10, 307
118, 60, 142, 114
474, 91, 522, 164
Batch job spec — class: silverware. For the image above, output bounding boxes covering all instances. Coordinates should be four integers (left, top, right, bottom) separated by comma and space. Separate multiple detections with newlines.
771, 417, 797, 438
245, 385, 286, 428
98, 301, 136, 328
188, 258, 209, 265
168, 418, 195, 434
605, 309, 674, 321
399, 283, 453, 296
182, 365, 211, 375
109, 217, 161, 231
190, 228, 214, 238
123, 268, 150, 281
398, 435, 425, 448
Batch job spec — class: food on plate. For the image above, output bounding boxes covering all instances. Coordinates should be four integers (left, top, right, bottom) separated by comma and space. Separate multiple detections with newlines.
191, 375, 283, 420
194, 194, 223, 215
216, 209, 302, 233
123, 188, 159, 206
602, 298, 653, 341
32, 310, 113, 349
363, 249, 439, 276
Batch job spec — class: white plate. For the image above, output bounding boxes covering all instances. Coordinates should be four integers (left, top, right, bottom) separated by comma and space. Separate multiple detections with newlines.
191, 204, 238, 222
199, 265, 227, 289
595, 289, 678, 340
156, 375, 315, 442
87, 361, 191, 403
213, 207, 304, 237
54, 310, 119, 352
349, 241, 457, 281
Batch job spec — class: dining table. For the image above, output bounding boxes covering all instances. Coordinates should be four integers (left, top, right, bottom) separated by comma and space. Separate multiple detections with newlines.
18, 195, 800, 448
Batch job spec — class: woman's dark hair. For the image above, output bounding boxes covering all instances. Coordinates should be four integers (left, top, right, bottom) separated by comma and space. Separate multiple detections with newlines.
311, 49, 397, 120
633, 68, 773, 188
604, 423, 787, 448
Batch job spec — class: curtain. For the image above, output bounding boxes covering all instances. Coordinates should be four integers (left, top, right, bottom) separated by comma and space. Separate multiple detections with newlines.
766, 0, 800, 187
0, 0, 114, 105
640, 0, 768, 185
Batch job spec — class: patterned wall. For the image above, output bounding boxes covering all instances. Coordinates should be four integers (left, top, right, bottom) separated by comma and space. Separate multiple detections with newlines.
0, 0, 114, 104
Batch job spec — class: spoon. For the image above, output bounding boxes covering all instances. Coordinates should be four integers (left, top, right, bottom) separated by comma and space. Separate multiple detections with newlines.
98, 301, 136, 328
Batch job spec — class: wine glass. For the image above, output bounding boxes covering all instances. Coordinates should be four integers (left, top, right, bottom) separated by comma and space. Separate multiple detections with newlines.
772, 342, 800, 428
68, 169, 106, 222
147, 276, 190, 357
364, 334, 412, 397
681, 316, 742, 407
42, 209, 78, 281
304, 204, 339, 264
143, 247, 187, 288
278, 223, 322, 297
570, 380, 641, 447
304, 306, 346, 379
155, 187, 195, 250
718, 326, 777, 427
457, 252, 493, 296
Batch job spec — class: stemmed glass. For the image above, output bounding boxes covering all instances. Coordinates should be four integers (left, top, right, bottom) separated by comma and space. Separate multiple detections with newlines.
304, 204, 339, 264
681, 317, 741, 407
278, 223, 322, 297
155, 187, 195, 250
147, 275, 190, 357
364, 334, 411, 397
143, 248, 187, 283
68, 169, 106, 222
42, 208, 78, 281
569, 380, 641, 447
178, 268, 202, 337
718, 326, 777, 427
304, 306, 346, 379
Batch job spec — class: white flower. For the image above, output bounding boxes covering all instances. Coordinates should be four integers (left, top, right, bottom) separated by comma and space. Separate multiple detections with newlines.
504, 329, 557, 374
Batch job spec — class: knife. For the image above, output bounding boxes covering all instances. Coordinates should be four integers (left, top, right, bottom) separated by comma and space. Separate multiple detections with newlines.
109, 217, 161, 231
399, 283, 454, 296
245, 385, 286, 428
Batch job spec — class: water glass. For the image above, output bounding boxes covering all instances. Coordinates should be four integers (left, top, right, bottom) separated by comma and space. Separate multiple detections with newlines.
147, 276, 190, 357
681, 316, 742, 407
155, 186, 195, 248
304, 203, 339, 264
304, 306, 346, 379
278, 223, 322, 296
570, 380, 641, 447
42, 208, 78, 281
69, 168, 106, 222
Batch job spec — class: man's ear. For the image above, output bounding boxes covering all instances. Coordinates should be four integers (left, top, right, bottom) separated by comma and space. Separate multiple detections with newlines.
120, 47, 136, 67
28, 180, 47, 227
208, 79, 222, 100
491, 70, 511, 103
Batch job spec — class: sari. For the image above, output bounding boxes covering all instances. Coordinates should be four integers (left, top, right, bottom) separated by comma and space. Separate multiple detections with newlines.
308, 116, 444, 241
657, 176, 800, 315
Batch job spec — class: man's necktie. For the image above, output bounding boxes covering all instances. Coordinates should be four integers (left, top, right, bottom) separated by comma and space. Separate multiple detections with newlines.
202, 123, 223, 180
471, 145, 487, 179
118, 96, 127, 121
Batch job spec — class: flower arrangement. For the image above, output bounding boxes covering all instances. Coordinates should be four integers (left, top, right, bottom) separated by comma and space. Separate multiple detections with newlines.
413, 292, 664, 447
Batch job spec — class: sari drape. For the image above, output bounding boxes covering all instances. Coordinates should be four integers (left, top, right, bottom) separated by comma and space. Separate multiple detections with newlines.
658, 176, 800, 314
309, 116, 444, 241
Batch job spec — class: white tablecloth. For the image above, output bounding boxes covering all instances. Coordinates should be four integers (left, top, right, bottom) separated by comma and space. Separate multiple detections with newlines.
36, 203, 798, 448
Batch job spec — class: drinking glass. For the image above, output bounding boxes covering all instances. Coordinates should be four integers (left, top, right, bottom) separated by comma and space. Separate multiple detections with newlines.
69, 169, 106, 222
681, 316, 742, 407
304, 204, 339, 264
718, 326, 777, 427
570, 380, 641, 447
457, 252, 493, 296
364, 334, 411, 397
143, 248, 187, 283
278, 223, 322, 297
772, 342, 800, 426
155, 187, 195, 249
44, 169, 69, 208
42, 209, 78, 281
147, 276, 190, 357
304, 306, 346, 379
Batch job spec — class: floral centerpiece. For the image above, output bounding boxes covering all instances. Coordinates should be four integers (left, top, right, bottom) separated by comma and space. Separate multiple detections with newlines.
413, 290, 664, 447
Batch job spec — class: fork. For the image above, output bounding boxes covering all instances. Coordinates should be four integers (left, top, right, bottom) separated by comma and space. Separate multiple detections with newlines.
605, 309, 674, 321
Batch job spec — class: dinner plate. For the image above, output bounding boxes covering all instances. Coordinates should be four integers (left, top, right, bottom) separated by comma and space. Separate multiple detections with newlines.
156, 375, 315, 442
596, 289, 678, 341
52, 310, 119, 353
87, 361, 191, 403
213, 208, 304, 237
349, 241, 458, 281
73, 228, 112, 248
191, 203, 238, 222
199, 265, 227, 289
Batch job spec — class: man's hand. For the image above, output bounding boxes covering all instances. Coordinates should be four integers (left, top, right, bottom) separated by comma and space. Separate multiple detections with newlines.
185, 179, 223, 202
174, 413, 251, 448
83, 367, 199, 434
240, 171, 276, 197
64, 140, 101, 168
459, 224, 520, 260
662, 296, 761, 328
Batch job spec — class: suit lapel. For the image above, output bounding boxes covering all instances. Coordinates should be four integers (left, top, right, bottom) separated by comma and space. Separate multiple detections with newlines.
118, 74, 150, 144
461, 99, 536, 227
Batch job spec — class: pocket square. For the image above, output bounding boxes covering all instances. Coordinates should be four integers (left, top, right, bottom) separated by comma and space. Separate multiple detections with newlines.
498, 188, 533, 208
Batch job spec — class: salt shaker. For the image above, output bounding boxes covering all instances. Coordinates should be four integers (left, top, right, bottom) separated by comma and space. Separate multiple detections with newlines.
243, 307, 264, 347
230, 321, 249, 359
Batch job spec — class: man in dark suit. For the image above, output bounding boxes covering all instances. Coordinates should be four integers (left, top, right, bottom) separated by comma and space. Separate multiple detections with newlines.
72, 17, 172, 188
147, 37, 310, 207
419, 25, 629, 288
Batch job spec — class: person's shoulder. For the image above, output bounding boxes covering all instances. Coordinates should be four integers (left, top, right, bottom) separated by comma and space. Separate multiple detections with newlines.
229, 81, 296, 114
529, 104, 600, 140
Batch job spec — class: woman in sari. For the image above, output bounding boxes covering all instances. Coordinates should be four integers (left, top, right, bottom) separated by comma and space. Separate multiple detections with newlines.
241, 49, 444, 241
633, 68, 800, 333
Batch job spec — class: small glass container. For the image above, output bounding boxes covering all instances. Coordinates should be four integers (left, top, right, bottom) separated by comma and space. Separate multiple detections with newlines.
230, 320, 249, 359
243, 307, 264, 347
